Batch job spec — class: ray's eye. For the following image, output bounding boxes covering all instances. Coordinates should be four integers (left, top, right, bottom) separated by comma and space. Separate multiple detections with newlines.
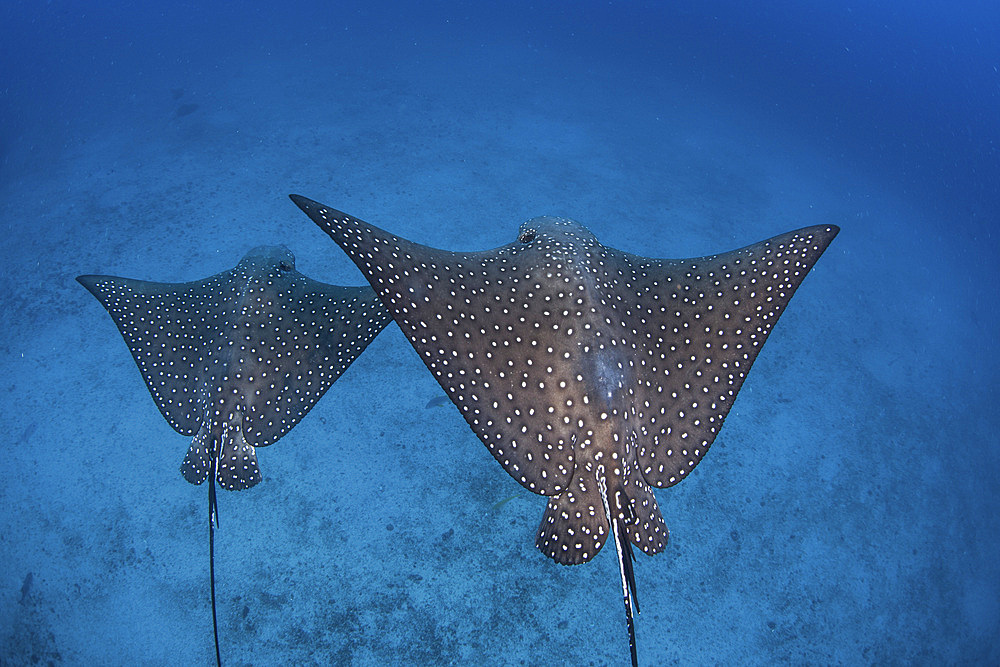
279, 261, 293, 272
519, 230, 536, 244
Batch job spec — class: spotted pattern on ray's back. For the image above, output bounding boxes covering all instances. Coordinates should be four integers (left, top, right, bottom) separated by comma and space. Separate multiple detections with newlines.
292, 195, 838, 564
609, 227, 838, 487
78, 245, 391, 489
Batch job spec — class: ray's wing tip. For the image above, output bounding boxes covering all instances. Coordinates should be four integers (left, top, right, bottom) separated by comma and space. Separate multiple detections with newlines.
289, 194, 359, 236
288, 193, 313, 208
770, 223, 839, 259
813, 224, 840, 256
289, 193, 332, 220
75, 273, 103, 285
803, 223, 840, 244
75, 274, 110, 298
819, 223, 840, 239
289, 193, 344, 217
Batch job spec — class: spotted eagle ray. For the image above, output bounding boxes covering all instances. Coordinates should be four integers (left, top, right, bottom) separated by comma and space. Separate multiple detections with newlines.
292, 195, 839, 664
77, 245, 391, 665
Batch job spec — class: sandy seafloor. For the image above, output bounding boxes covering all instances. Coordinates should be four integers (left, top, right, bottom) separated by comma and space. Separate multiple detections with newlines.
1, 2, 998, 665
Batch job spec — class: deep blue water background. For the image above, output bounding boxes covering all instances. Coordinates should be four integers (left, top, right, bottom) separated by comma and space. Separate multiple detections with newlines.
1, 1, 997, 664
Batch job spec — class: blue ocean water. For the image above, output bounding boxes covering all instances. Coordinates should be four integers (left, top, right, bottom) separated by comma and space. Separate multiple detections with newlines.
1, 0, 997, 664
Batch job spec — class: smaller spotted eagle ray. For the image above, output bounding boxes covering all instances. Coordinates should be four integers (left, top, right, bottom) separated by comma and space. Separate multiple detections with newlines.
292, 195, 838, 665
77, 245, 391, 666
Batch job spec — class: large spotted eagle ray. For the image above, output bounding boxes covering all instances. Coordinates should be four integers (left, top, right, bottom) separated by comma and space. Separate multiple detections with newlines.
77, 245, 391, 665
292, 195, 838, 665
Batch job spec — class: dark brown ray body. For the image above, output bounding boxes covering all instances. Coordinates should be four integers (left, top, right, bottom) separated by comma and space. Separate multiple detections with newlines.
292, 195, 838, 665
78, 245, 391, 665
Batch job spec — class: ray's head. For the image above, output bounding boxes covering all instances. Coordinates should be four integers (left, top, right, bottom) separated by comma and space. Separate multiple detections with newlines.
240, 245, 295, 272
507, 216, 602, 259
232, 245, 299, 286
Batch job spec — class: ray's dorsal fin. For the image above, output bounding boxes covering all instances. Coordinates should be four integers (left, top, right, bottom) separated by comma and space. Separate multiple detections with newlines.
78, 244, 392, 666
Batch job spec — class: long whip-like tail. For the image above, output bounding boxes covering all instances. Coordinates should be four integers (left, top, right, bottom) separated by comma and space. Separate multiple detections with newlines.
209, 449, 222, 667
597, 466, 639, 667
